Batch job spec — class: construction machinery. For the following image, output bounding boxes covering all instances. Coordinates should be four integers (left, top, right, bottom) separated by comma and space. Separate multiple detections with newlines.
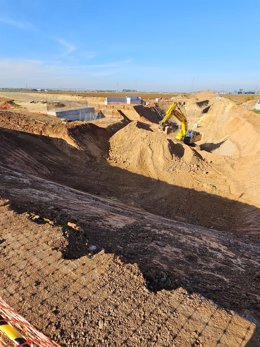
159, 102, 202, 145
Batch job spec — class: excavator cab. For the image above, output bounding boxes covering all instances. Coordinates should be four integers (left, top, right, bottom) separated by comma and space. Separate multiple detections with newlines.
183, 130, 202, 145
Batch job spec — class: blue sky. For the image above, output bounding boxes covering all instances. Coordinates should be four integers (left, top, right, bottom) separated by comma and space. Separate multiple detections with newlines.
0, 0, 259, 91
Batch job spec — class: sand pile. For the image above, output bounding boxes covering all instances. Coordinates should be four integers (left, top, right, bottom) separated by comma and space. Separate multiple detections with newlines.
66, 123, 109, 159
107, 116, 259, 232
0, 110, 109, 160
109, 121, 203, 176
133, 105, 161, 123
98, 104, 162, 124
199, 97, 260, 206
0, 110, 58, 134
109, 121, 220, 191
200, 97, 260, 157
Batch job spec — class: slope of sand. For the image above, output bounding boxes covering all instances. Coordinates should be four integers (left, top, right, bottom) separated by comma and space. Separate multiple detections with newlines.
109, 121, 225, 193
199, 96, 260, 207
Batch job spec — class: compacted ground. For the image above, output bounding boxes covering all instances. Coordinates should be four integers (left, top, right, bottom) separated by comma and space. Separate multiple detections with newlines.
0, 92, 259, 346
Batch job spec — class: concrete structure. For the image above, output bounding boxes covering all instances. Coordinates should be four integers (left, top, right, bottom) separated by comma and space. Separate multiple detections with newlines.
254, 100, 260, 110
48, 107, 103, 121
105, 96, 143, 105
105, 97, 126, 105
126, 96, 142, 105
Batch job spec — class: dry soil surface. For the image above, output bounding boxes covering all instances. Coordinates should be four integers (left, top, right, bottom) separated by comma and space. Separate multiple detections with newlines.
0, 170, 259, 346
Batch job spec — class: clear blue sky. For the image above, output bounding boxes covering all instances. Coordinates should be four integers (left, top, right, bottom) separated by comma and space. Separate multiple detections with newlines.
0, 0, 259, 91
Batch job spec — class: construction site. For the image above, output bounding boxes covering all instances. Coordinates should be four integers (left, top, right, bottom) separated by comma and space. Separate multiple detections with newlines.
0, 90, 259, 346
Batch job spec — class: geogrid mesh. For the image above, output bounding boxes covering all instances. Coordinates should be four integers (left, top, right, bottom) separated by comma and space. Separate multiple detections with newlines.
0, 298, 59, 347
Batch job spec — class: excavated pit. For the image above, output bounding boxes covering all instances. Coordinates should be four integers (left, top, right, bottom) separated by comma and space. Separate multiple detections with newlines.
0, 105, 259, 234
0, 93, 260, 346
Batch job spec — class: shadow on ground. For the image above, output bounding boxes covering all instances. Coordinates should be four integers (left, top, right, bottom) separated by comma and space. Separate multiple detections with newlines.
200, 140, 226, 152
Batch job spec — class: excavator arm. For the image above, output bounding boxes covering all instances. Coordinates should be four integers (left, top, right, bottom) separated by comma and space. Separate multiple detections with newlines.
159, 102, 188, 140
160, 102, 177, 124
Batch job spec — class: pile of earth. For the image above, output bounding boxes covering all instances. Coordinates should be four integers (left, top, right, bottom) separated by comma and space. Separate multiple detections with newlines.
198, 96, 260, 207
109, 120, 209, 186
0, 97, 259, 234
0, 110, 110, 159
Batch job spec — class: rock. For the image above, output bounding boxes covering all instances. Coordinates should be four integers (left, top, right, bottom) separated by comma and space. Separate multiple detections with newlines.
89, 245, 97, 252
98, 320, 104, 329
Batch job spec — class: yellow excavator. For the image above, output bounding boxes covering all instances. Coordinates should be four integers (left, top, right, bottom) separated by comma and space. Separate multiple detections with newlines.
159, 102, 202, 145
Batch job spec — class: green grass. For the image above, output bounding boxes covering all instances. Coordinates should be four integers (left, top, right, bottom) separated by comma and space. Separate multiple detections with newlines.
253, 109, 260, 114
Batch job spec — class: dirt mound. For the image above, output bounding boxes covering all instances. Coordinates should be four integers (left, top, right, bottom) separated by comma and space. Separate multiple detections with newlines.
0, 110, 109, 160
200, 98, 260, 157
0, 110, 59, 133
66, 123, 109, 158
0, 127, 76, 177
109, 121, 203, 181
133, 105, 161, 123
107, 119, 260, 232
112, 105, 162, 124
199, 97, 260, 206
